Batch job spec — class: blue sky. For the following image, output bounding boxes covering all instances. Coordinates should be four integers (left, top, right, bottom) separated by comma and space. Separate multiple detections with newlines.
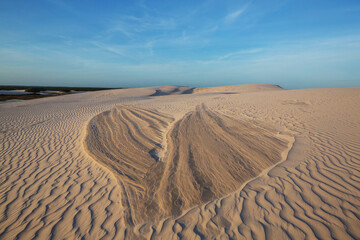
1, 0, 360, 89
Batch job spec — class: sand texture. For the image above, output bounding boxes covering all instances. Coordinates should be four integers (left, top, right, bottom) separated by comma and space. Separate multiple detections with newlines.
1, 85, 360, 239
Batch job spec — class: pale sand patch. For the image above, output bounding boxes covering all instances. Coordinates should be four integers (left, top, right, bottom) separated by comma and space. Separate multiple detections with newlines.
0, 85, 359, 239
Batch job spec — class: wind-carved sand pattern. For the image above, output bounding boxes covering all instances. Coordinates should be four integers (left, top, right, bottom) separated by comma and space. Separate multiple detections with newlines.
84, 104, 290, 225
84, 106, 173, 226
1, 86, 359, 239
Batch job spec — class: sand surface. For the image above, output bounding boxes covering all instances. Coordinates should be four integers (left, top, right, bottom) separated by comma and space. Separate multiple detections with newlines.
1, 85, 360, 239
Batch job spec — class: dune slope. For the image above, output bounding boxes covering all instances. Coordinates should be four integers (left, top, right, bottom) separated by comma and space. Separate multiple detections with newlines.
84, 106, 173, 225
84, 104, 291, 224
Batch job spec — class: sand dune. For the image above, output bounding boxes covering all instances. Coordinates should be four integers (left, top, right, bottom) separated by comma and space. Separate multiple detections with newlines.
148, 86, 193, 96
1, 85, 359, 239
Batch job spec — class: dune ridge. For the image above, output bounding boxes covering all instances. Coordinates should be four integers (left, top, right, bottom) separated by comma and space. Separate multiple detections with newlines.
193, 84, 283, 94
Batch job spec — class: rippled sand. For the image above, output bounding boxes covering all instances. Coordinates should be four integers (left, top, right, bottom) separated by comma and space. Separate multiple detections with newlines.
1, 84, 359, 239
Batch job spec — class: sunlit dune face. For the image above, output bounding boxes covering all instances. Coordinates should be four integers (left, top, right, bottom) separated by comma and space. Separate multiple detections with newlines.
84, 105, 289, 225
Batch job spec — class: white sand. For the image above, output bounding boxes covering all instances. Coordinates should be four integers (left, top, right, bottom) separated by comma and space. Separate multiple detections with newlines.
0, 85, 359, 239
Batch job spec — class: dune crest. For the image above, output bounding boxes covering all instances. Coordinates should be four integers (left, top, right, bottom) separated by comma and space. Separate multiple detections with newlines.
84, 104, 291, 224
193, 84, 283, 94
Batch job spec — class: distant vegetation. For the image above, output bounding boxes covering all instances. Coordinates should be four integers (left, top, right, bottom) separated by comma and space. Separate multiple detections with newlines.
1, 85, 122, 92
0, 85, 123, 102
24, 87, 69, 93
24, 88, 42, 93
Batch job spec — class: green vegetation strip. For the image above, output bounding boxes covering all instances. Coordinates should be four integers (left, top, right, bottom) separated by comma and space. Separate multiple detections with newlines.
0, 85, 123, 92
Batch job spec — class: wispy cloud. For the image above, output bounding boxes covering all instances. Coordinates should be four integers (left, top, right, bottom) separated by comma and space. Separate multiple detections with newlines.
45, 0, 77, 14
219, 48, 263, 60
91, 41, 127, 56
145, 41, 154, 56
107, 22, 134, 38
90, 40, 158, 59
108, 15, 176, 38
224, 6, 248, 23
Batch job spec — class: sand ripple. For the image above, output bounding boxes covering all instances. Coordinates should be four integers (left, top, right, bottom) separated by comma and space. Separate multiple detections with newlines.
0, 85, 359, 239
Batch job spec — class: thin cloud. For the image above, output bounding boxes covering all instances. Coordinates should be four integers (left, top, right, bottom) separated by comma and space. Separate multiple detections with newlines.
91, 41, 157, 59
45, 0, 77, 14
219, 48, 263, 60
224, 6, 248, 23
91, 42, 126, 56
108, 22, 134, 38
107, 15, 176, 39
145, 41, 154, 56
